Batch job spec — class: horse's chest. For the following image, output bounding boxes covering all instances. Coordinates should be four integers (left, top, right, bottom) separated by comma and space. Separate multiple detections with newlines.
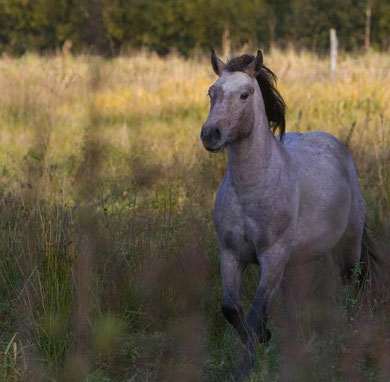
215, 194, 267, 262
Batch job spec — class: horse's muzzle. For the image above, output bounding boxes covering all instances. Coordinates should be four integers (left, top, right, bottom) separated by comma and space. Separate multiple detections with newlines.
200, 125, 224, 152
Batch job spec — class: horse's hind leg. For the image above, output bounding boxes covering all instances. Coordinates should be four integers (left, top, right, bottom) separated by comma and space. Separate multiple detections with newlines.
279, 264, 313, 378
337, 169, 365, 282
281, 264, 311, 337
335, 220, 364, 283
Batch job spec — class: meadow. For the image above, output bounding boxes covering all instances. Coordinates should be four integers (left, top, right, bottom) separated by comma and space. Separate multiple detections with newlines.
0, 49, 389, 381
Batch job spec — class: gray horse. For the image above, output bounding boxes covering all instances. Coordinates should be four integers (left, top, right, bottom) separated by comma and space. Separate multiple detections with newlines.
200, 50, 370, 380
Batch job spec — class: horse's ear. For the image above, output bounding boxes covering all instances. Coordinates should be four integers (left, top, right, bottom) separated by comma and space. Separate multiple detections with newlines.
247, 50, 263, 78
211, 49, 226, 76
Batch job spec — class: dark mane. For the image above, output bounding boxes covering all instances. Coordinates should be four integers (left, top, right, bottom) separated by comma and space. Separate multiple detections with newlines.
225, 54, 286, 140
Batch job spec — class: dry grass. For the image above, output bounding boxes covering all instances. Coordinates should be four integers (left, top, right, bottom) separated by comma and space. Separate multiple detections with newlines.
0, 49, 389, 381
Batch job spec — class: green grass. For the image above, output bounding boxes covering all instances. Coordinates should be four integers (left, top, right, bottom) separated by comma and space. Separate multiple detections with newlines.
0, 50, 389, 381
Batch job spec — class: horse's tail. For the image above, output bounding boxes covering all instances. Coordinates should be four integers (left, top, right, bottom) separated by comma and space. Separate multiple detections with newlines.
359, 222, 384, 291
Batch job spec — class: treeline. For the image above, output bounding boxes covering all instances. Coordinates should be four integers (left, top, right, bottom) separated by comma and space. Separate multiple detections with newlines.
0, 0, 389, 56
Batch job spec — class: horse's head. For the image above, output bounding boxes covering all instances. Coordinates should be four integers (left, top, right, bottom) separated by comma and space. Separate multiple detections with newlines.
200, 50, 264, 152
201, 50, 286, 152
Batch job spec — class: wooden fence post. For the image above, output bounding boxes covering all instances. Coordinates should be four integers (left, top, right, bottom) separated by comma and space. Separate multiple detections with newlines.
330, 28, 338, 79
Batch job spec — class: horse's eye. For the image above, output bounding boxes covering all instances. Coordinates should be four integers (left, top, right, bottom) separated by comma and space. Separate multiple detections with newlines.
240, 92, 249, 100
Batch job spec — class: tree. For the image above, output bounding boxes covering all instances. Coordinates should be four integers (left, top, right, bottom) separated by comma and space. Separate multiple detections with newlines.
0, 0, 389, 55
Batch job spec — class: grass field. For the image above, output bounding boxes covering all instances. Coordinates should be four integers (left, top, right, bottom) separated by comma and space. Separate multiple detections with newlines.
0, 49, 389, 381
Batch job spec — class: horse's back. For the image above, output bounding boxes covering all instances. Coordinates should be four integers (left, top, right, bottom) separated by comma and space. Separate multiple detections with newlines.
284, 131, 346, 153
284, 131, 354, 177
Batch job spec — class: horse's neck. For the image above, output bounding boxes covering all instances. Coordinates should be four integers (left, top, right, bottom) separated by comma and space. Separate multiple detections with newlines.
227, 112, 279, 194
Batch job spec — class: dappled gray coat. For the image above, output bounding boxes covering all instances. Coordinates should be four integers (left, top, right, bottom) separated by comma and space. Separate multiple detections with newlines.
200, 50, 368, 381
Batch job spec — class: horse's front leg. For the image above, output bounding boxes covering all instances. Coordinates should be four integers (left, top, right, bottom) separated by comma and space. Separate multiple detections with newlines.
236, 248, 289, 381
220, 249, 249, 344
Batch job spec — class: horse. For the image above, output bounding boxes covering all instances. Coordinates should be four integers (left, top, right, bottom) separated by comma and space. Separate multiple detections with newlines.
200, 50, 373, 380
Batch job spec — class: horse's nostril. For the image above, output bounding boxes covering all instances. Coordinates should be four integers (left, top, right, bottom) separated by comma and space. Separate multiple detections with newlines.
201, 125, 221, 146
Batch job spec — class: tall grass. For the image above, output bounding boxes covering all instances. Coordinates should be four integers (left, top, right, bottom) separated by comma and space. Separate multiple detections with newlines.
0, 49, 389, 381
